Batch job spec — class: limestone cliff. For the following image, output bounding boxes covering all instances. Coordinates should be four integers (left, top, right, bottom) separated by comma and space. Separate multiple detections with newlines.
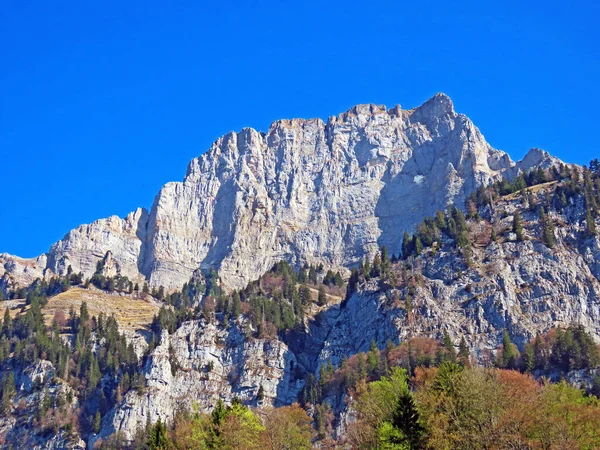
1, 94, 560, 292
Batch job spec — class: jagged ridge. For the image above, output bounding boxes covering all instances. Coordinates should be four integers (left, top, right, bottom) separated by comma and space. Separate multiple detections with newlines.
1, 94, 562, 293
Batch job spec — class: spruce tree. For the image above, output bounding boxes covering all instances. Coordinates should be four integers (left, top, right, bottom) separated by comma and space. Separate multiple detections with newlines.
389, 391, 425, 449
540, 207, 555, 247
458, 336, 470, 366
442, 331, 457, 362
147, 418, 170, 450
499, 330, 519, 369
513, 212, 524, 241
586, 206, 597, 236
317, 285, 327, 306
414, 236, 423, 256
381, 246, 390, 275
93, 411, 102, 434
363, 257, 371, 281
2, 308, 11, 338
402, 232, 412, 259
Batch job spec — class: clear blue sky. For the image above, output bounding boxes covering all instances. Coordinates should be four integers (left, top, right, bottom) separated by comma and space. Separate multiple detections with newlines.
1, 0, 598, 257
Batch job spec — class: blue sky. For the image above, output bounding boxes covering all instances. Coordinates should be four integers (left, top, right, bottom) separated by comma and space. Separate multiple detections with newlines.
1, 0, 598, 257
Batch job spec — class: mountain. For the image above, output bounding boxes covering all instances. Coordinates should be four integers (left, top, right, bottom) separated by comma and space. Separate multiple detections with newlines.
5, 94, 599, 449
1, 94, 560, 293
95, 169, 600, 444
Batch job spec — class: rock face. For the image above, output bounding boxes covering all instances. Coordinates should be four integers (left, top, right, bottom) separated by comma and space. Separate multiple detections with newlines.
0, 360, 84, 449
46, 208, 149, 285
1, 94, 564, 293
0, 253, 51, 293
315, 195, 600, 372
95, 320, 302, 443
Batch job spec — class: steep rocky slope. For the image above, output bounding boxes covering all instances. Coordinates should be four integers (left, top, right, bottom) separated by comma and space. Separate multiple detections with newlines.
1, 94, 560, 293
93, 323, 302, 444
84, 178, 600, 443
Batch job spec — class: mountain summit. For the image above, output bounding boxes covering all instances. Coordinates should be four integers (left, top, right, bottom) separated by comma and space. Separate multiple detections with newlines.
1, 94, 561, 291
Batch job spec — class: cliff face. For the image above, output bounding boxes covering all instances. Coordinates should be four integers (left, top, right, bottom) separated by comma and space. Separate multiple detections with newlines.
94, 321, 302, 444
2, 94, 558, 292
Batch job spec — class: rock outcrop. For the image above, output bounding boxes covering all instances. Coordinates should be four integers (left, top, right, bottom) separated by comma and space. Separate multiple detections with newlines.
2, 94, 562, 292
94, 320, 302, 443
0, 253, 51, 293
315, 192, 600, 372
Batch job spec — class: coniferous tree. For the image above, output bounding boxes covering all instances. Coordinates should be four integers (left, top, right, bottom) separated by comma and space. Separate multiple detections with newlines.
540, 207, 555, 247
513, 212, 524, 241
147, 418, 170, 450
308, 266, 318, 284
586, 206, 597, 236
372, 253, 382, 277
231, 291, 241, 318
2, 308, 12, 337
414, 236, 423, 256
458, 336, 470, 366
402, 232, 412, 259
498, 330, 519, 369
1, 372, 15, 414
389, 391, 425, 449
363, 257, 371, 281
381, 246, 390, 274
442, 331, 457, 363
94, 411, 102, 434
317, 285, 327, 306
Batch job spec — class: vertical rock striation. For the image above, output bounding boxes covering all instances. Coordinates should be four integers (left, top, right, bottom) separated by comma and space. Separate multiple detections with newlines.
2, 94, 562, 291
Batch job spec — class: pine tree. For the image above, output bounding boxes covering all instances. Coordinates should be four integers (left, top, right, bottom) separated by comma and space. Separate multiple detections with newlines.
513, 212, 524, 241
389, 391, 425, 449
1, 372, 15, 414
499, 330, 519, 369
317, 285, 327, 306
147, 418, 170, 450
80, 301, 89, 324
540, 207, 555, 247
458, 336, 470, 366
381, 246, 390, 274
414, 236, 423, 255
308, 266, 318, 284
363, 257, 371, 281
299, 285, 312, 305
211, 399, 227, 426
586, 206, 597, 236
93, 411, 102, 434
372, 253, 382, 277
2, 308, 11, 337
442, 331, 457, 362
402, 232, 412, 259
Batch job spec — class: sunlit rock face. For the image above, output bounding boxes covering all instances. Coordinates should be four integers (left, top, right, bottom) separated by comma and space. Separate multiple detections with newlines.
3, 94, 557, 291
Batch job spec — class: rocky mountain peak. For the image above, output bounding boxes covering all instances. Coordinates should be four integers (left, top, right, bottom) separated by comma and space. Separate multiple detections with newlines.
412, 92, 455, 117
1, 95, 567, 292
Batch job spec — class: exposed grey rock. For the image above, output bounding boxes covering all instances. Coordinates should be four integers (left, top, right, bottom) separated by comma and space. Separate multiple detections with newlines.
2, 94, 563, 292
316, 200, 600, 371
18, 360, 55, 393
94, 319, 302, 443
0, 253, 51, 293
46, 208, 149, 286
0, 361, 82, 449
